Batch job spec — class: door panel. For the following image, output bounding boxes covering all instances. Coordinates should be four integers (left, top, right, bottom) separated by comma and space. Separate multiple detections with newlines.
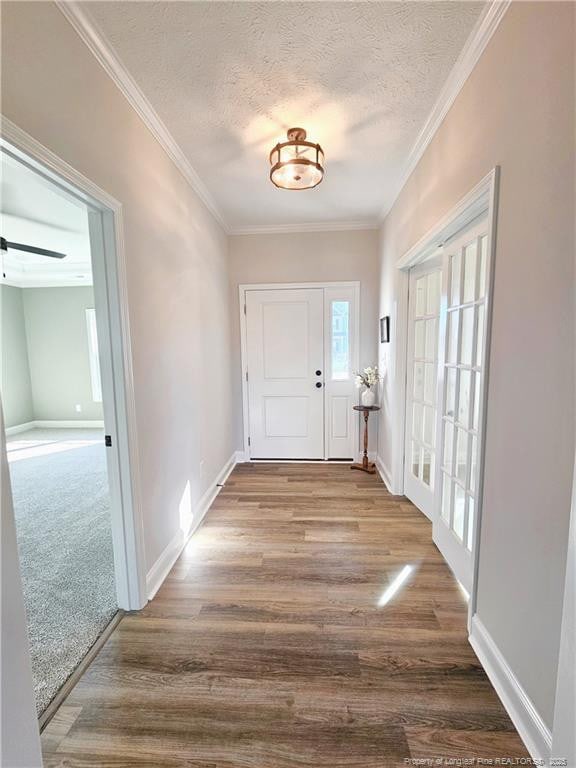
262, 302, 309, 378
404, 259, 442, 518
246, 289, 324, 459
433, 221, 491, 592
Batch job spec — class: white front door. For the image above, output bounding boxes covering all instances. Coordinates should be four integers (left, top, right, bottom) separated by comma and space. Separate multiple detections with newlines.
433, 220, 491, 593
246, 288, 324, 459
404, 258, 442, 519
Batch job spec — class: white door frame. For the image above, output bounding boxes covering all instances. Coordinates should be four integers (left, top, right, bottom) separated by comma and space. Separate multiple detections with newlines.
1, 117, 147, 611
393, 167, 500, 624
239, 281, 360, 461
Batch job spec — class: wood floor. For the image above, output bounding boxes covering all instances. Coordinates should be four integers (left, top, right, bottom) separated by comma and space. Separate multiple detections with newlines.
42, 463, 528, 767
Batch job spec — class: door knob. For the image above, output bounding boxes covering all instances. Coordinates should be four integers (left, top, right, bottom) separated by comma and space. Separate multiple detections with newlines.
315, 382, 323, 388
315, 370, 322, 376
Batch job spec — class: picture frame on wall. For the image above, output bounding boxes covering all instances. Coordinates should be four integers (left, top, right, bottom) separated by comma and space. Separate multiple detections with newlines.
380, 316, 390, 343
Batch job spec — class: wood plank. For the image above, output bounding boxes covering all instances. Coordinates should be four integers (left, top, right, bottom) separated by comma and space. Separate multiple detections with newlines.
42, 463, 528, 765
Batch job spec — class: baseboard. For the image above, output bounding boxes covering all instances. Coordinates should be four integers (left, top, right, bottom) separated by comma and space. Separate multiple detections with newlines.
469, 615, 552, 762
235, 450, 249, 463
375, 454, 393, 492
5, 419, 104, 435
145, 452, 237, 600
5, 421, 36, 436
33, 420, 105, 429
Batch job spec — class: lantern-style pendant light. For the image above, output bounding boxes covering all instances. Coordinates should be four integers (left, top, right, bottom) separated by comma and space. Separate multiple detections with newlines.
269, 127, 325, 190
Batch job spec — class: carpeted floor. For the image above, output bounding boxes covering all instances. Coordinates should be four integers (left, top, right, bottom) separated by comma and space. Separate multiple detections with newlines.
7, 428, 117, 714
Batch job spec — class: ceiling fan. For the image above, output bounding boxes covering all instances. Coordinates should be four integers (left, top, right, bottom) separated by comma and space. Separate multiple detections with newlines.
1, 235, 66, 278
1, 235, 66, 259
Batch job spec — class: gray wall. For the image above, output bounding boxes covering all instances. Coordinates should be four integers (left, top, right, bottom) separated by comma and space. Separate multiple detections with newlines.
0, 285, 104, 426
0, 285, 34, 428
23, 286, 103, 421
377, 1, 574, 732
2, 0, 235, 581
228, 229, 380, 452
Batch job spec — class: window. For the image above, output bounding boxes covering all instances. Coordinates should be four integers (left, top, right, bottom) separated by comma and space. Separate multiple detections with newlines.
86, 308, 103, 403
331, 300, 350, 380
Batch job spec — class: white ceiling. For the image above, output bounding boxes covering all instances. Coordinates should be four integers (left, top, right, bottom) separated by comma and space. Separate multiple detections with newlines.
1, 152, 93, 287
83, 1, 485, 231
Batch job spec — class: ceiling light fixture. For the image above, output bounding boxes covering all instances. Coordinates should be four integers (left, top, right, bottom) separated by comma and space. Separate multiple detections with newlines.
269, 127, 324, 190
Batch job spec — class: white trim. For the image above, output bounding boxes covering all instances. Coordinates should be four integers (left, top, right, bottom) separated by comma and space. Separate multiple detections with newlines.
145, 530, 185, 603
396, 172, 498, 270
552, 456, 576, 762
230, 220, 380, 236
55, 1, 226, 232
86, 308, 103, 403
238, 281, 361, 461
6, 420, 106, 436
1, 119, 147, 612
468, 169, 500, 623
240, 281, 363, 292
235, 450, 249, 463
469, 616, 552, 762
380, 1, 510, 220
1, 117, 121, 212
145, 452, 237, 600
4, 421, 36, 436
30, 420, 104, 429
375, 455, 393, 493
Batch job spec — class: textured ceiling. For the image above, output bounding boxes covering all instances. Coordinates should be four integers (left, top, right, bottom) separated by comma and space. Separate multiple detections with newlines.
1, 153, 92, 286
85, 1, 485, 230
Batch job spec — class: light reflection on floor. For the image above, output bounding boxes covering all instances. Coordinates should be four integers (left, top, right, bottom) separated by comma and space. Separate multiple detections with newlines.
7, 436, 102, 463
377, 563, 415, 607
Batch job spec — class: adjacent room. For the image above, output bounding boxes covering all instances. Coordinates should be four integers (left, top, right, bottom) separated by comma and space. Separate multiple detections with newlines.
1, 152, 117, 717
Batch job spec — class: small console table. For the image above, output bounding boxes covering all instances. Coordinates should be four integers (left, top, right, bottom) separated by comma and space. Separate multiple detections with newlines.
351, 405, 381, 474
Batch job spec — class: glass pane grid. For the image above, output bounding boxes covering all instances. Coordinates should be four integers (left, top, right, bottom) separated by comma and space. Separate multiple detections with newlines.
449, 249, 462, 307
463, 240, 478, 304
439, 234, 489, 553
443, 415, 478, 436
409, 269, 442, 488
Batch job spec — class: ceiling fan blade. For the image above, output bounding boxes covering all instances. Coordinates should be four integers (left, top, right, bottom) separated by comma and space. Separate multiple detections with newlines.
0, 237, 66, 259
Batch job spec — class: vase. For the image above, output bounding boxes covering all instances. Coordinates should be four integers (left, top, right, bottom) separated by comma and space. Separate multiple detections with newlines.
361, 388, 376, 407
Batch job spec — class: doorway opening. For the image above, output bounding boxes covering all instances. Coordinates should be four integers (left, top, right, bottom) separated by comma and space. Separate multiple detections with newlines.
1, 148, 116, 715
0, 124, 145, 720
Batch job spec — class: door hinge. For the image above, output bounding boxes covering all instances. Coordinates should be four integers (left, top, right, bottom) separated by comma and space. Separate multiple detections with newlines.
245, 370, 249, 381
248, 436, 251, 446
244, 303, 247, 315
105, 435, 112, 447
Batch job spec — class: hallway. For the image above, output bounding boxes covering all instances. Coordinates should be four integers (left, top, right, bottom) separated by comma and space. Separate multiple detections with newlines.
41, 463, 527, 766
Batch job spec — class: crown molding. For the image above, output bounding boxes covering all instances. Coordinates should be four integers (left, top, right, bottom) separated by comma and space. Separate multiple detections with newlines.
380, 0, 511, 222
55, 1, 228, 232
55, 1, 509, 237
229, 219, 380, 236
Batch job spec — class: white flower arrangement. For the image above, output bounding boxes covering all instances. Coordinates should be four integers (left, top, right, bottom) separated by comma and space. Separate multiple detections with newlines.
354, 365, 380, 390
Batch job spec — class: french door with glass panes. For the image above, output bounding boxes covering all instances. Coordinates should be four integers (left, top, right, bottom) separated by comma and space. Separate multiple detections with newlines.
404, 257, 442, 518
433, 219, 491, 593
